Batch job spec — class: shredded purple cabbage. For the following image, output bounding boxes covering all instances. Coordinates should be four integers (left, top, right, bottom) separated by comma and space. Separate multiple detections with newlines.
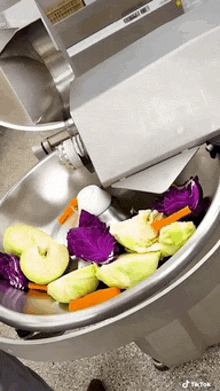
0, 252, 29, 290
67, 210, 119, 264
152, 176, 203, 216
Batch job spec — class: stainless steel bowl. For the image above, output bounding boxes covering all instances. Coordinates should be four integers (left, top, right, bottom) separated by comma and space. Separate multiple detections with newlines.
0, 145, 220, 366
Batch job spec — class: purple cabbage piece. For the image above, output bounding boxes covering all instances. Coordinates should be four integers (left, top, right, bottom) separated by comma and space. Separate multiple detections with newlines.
0, 280, 26, 312
67, 210, 119, 264
0, 252, 29, 290
67, 227, 118, 264
152, 176, 203, 216
79, 210, 108, 233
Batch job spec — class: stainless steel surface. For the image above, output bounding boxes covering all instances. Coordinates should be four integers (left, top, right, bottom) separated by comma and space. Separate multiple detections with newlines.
1, 0, 220, 369
1, 105, 220, 391
0, 0, 20, 12
0, 146, 219, 338
26, 19, 75, 117
0, 0, 75, 128
70, 0, 220, 189
0, 28, 18, 54
112, 147, 199, 194
181, 0, 208, 11
64, 0, 183, 76
98, 204, 128, 226
1, 0, 42, 33
55, 0, 154, 49
0, 56, 64, 125
0, 10, 8, 29
1, 219, 220, 365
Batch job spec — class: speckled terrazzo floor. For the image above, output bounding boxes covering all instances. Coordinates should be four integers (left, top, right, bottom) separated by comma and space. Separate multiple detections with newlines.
1, 129, 220, 391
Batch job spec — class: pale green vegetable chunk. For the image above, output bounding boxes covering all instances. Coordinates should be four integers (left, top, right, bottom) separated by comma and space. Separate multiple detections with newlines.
4, 225, 69, 285
95, 252, 160, 289
20, 242, 69, 285
4, 225, 53, 257
47, 264, 99, 303
109, 210, 164, 253
159, 221, 196, 258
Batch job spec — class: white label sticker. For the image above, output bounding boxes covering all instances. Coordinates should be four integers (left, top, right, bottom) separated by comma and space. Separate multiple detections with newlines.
123, 0, 173, 25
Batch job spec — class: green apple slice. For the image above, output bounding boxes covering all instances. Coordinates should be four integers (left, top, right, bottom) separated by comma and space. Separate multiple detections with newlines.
47, 264, 99, 303
4, 225, 53, 257
20, 242, 69, 285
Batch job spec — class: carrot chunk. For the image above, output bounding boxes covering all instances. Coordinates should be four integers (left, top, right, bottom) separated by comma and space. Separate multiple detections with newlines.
27, 290, 50, 299
59, 198, 78, 225
28, 283, 48, 292
69, 287, 121, 312
70, 198, 78, 210
152, 206, 192, 232
59, 206, 74, 225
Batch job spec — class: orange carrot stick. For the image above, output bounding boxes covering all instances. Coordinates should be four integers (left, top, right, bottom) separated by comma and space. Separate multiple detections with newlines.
59, 206, 74, 225
69, 287, 121, 312
27, 290, 50, 299
59, 198, 78, 225
28, 283, 48, 292
70, 198, 78, 210
152, 206, 192, 232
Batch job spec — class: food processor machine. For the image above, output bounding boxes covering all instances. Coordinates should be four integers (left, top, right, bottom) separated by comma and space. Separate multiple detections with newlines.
0, 0, 220, 368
